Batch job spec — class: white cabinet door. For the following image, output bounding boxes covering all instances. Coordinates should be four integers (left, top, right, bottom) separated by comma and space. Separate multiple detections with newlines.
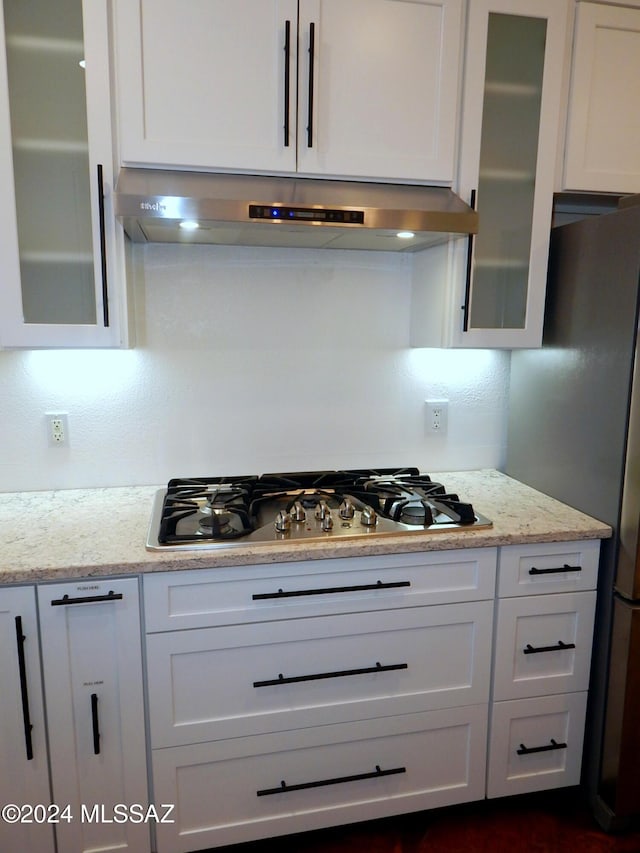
37, 578, 150, 853
114, 0, 298, 174
497, 539, 600, 598
411, 0, 570, 349
143, 548, 497, 631
563, 2, 640, 193
152, 705, 488, 852
0, 0, 130, 348
492, 591, 596, 700
114, 0, 462, 183
146, 601, 493, 746
0, 587, 54, 853
296, 0, 462, 181
487, 692, 587, 797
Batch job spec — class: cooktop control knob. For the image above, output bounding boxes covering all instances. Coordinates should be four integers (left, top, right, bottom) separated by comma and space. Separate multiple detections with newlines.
321, 512, 334, 531
275, 510, 291, 532
339, 498, 355, 519
290, 501, 306, 522
360, 505, 378, 527
315, 500, 330, 520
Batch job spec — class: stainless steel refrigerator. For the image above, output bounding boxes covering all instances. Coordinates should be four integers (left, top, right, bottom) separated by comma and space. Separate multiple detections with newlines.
506, 197, 640, 831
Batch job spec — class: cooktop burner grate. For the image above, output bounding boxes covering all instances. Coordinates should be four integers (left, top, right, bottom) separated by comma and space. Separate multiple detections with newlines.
148, 468, 492, 551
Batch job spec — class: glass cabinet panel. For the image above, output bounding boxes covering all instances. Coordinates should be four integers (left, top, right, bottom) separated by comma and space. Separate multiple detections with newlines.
468, 13, 546, 330
3, 0, 96, 325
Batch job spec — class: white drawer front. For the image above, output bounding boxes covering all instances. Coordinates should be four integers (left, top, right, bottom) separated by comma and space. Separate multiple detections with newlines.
144, 548, 497, 631
497, 540, 599, 597
487, 692, 587, 798
492, 592, 596, 700
147, 601, 493, 747
152, 705, 488, 853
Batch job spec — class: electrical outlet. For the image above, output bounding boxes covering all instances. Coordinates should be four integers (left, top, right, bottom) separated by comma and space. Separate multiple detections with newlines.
425, 400, 448, 435
46, 413, 69, 447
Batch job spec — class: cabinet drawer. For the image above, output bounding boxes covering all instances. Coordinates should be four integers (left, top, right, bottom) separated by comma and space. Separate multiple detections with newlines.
487, 692, 587, 798
152, 704, 488, 853
492, 592, 596, 700
147, 601, 493, 747
143, 548, 497, 631
497, 540, 599, 597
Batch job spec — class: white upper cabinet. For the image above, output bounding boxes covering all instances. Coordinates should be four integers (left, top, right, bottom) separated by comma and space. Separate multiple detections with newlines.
411, 0, 570, 349
0, 0, 130, 348
563, 2, 640, 193
113, 0, 463, 183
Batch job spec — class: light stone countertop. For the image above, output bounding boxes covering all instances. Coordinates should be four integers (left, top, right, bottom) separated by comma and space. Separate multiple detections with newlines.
0, 470, 611, 585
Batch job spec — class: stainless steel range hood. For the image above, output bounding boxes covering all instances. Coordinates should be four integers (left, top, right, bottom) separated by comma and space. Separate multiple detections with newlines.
114, 169, 478, 252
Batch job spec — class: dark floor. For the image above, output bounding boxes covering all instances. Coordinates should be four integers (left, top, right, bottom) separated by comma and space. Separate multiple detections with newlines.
212, 790, 640, 852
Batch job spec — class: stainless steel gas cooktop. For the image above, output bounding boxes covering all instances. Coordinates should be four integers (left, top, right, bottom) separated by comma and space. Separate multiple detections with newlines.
146, 468, 492, 552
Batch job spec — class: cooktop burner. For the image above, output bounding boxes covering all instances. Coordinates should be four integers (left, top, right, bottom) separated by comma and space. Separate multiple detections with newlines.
146, 468, 492, 551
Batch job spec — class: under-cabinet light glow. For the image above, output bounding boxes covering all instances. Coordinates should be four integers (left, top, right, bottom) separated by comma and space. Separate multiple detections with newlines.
397, 231, 415, 239
179, 220, 200, 231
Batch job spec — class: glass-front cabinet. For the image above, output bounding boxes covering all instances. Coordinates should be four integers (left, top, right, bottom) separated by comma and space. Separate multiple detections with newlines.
411, 0, 570, 349
0, 0, 129, 348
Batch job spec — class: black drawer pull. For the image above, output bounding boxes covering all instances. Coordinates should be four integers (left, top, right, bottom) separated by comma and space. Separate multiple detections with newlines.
252, 579, 411, 600
51, 591, 123, 606
91, 693, 100, 755
523, 640, 576, 655
257, 764, 406, 797
96, 164, 110, 327
306, 22, 315, 147
254, 661, 408, 688
283, 19, 291, 147
462, 188, 476, 331
517, 738, 567, 756
15, 616, 34, 761
529, 564, 582, 576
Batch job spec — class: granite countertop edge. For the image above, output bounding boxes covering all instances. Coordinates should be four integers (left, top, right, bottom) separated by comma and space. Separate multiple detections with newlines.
0, 470, 612, 585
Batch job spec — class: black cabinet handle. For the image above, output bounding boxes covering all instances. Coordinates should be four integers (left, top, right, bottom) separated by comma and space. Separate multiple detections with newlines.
462, 189, 476, 332
523, 640, 576, 655
91, 693, 100, 755
283, 20, 291, 147
51, 590, 123, 606
517, 738, 567, 756
307, 22, 315, 147
14, 616, 34, 761
96, 164, 110, 327
529, 564, 582, 576
257, 764, 406, 797
252, 579, 410, 600
254, 661, 408, 688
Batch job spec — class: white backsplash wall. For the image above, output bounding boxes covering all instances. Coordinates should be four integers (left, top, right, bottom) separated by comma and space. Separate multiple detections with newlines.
0, 244, 510, 492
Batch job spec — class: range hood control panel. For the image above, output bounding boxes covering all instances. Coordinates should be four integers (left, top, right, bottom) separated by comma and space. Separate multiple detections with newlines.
249, 204, 365, 224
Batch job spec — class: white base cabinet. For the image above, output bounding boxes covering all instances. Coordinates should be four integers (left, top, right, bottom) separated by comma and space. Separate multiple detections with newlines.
144, 549, 496, 852
0, 539, 602, 852
37, 577, 150, 853
488, 541, 599, 798
0, 587, 54, 853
